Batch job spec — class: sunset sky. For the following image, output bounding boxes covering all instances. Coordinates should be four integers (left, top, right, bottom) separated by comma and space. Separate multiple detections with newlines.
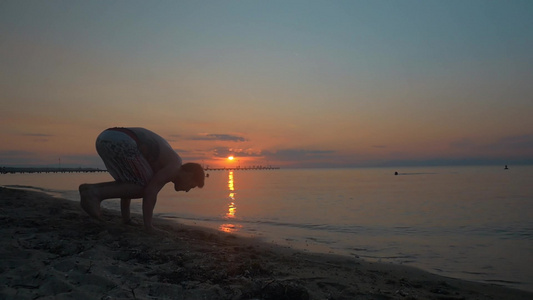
1, 0, 532, 168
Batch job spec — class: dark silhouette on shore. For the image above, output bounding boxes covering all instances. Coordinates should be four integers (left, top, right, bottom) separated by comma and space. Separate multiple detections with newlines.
78, 127, 204, 233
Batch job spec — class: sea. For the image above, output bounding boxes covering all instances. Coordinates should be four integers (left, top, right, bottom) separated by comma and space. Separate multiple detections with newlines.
1, 165, 532, 292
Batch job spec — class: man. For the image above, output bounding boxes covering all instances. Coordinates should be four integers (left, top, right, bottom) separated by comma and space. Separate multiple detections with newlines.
79, 127, 204, 232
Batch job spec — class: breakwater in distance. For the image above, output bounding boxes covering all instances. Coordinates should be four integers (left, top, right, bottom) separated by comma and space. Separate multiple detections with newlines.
204, 166, 280, 171
1, 165, 280, 174
1, 167, 107, 174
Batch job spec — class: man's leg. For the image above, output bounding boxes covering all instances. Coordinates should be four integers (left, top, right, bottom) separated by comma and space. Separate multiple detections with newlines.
79, 181, 143, 220
121, 198, 132, 224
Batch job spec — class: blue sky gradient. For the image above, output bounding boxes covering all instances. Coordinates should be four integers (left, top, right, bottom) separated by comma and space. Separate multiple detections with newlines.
1, 0, 532, 168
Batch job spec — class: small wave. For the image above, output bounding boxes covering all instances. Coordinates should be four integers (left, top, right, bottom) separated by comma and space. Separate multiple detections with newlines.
3, 185, 76, 202
159, 214, 371, 235
485, 279, 523, 285
4, 184, 51, 192
358, 254, 417, 260
304, 236, 335, 245
3, 184, 60, 195
462, 271, 488, 275
158, 213, 533, 242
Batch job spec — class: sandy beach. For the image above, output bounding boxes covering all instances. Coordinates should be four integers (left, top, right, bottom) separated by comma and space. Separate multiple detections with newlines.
1, 187, 531, 300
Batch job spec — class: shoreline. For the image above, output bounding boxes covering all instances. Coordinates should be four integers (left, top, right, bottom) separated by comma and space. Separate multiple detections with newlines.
1, 187, 531, 300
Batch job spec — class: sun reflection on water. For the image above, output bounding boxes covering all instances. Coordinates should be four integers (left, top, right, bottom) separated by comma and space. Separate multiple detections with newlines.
219, 171, 242, 233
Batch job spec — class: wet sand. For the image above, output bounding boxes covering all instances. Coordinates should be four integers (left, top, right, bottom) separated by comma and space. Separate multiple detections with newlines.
1, 187, 531, 300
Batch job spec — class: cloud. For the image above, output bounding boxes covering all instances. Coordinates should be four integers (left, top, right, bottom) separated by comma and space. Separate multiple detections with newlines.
15, 133, 55, 143
173, 148, 190, 153
188, 134, 247, 142
450, 138, 476, 149
60, 154, 104, 167
0, 150, 43, 166
20, 133, 54, 137
264, 149, 336, 162
166, 134, 183, 142
212, 147, 262, 158
493, 134, 533, 150
0, 150, 35, 158
210, 146, 336, 162
451, 134, 533, 153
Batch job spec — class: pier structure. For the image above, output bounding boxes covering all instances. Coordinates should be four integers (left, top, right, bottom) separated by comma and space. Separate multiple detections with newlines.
204, 166, 280, 171
1, 167, 107, 174
2, 166, 280, 174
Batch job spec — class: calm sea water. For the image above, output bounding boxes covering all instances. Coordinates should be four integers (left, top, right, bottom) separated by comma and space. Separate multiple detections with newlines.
2, 166, 532, 292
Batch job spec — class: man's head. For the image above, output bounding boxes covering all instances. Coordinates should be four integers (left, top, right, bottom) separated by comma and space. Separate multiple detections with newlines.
174, 162, 205, 192
181, 162, 205, 188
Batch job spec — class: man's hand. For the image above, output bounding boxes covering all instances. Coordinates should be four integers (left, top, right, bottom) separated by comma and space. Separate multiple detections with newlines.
142, 172, 169, 231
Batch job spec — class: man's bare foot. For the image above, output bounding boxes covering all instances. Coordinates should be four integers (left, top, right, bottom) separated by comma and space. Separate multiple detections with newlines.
79, 184, 103, 220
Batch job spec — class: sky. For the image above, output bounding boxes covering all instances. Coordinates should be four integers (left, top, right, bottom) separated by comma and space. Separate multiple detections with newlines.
1, 0, 532, 168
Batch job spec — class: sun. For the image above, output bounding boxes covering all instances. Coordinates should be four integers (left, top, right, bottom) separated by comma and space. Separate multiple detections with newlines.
228, 156, 234, 161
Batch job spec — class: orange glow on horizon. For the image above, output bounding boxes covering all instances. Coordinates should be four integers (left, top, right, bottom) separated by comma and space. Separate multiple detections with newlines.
228, 156, 234, 160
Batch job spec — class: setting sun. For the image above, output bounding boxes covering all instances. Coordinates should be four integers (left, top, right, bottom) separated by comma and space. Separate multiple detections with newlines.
228, 156, 234, 161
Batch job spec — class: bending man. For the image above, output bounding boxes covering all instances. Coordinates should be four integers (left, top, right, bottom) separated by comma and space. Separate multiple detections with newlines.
79, 127, 204, 232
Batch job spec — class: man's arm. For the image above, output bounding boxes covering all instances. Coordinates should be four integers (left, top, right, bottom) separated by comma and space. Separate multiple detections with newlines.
142, 186, 162, 231
142, 165, 179, 231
